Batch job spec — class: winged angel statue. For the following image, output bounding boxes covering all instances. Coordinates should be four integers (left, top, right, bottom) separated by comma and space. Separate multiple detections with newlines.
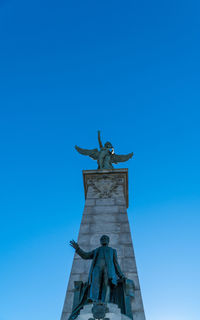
75, 131, 133, 169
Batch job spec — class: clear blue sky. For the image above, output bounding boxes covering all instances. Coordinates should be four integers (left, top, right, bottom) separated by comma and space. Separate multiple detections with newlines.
0, 1, 200, 320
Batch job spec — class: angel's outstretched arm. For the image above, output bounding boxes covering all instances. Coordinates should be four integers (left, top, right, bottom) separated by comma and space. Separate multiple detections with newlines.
98, 131, 103, 149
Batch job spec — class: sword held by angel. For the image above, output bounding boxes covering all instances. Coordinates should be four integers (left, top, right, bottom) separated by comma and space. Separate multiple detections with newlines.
75, 131, 134, 169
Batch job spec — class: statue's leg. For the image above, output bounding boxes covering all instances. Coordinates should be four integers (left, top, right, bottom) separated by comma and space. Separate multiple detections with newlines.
101, 268, 110, 302
88, 266, 101, 302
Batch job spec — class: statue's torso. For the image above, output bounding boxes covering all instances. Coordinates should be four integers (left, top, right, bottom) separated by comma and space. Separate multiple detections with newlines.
95, 246, 108, 267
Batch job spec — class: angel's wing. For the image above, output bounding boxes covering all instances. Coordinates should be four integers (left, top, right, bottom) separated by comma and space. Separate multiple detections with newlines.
111, 152, 133, 164
75, 145, 99, 160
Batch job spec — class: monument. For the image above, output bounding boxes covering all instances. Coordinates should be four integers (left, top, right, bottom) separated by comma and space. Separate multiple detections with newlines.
61, 132, 146, 320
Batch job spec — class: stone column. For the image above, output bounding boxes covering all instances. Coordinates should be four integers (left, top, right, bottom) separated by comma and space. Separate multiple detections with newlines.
61, 169, 146, 320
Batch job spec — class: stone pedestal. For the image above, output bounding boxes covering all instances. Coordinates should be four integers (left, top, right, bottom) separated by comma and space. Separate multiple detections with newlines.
77, 303, 130, 320
61, 169, 146, 320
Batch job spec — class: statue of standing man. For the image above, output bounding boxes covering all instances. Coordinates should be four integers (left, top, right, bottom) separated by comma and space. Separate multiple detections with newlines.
70, 235, 125, 303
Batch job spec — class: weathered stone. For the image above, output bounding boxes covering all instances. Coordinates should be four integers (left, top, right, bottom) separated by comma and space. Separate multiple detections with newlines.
132, 311, 146, 320
81, 214, 93, 223
120, 223, 131, 233
124, 246, 135, 258
118, 205, 127, 213
90, 213, 118, 223
90, 222, 121, 233
94, 205, 119, 214
77, 303, 130, 320
85, 199, 95, 206
131, 290, 145, 311
122, 257, 137, 273
117, 213, 128, 222
83, 207, 94, 215
61, 169, 146, 320
114, 246, 124, 258
78, 234, 91, 246
79, 224, 90, 234
61, 312, 70, 320
62, 292, 74, 312
72, 259, 90, 274
115, 197, 126, 205
120, 233, 132, 244
95, 198, 115, 206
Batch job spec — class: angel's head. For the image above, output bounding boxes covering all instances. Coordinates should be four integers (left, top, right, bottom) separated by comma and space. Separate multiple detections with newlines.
104, 141, 113, 149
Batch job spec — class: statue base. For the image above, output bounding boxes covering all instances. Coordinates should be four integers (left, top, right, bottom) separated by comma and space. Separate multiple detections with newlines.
77, 303, 130, 320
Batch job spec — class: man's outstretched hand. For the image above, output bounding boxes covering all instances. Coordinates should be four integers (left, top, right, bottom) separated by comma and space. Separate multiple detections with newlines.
70, 239, 79, 250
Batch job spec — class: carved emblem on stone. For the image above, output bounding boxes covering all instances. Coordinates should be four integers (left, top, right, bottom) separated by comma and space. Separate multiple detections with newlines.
88, 175, 122, 198
88, 302, 109, 320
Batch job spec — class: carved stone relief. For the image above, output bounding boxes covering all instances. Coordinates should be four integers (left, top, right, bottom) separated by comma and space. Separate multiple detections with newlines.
87, 175, 124, 199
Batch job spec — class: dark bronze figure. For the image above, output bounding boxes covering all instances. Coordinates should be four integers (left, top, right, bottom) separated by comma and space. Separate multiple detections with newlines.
75, 131, 133, 169
70, 235, 125, 302
68, 235, 135, 320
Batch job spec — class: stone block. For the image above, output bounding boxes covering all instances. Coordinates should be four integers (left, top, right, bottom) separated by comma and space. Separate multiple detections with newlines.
122, 258, 137, 273
85, 199, 95, 206
124, 245, 135, 258
77, 303, 123, 320
83, 207, 93, 215
118, 205, 126, 213
61, 312, 70, 320
72, 258, 90, 274
121, 315, 132, 320
81, 214, 93, 223
132, 311, 146, 320
119, 233, 132, 244
95, 198, 115, 206
115, 197, 126, 205
107, 303, 121, 314
109, 233, 120, 245
92, 213, 117, 223
78, 234, 91, 246
79, 224, 90, 234
114, 245, 124, 258
120, 223, 130, 233
117, 213, 128, 222
90, 222, 121, 233
94, 205, 119, 214
62, 292, 73, 312
131, 290, 145, 311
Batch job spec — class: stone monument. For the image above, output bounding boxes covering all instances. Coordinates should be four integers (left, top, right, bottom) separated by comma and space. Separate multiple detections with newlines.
61, 132, 146, 320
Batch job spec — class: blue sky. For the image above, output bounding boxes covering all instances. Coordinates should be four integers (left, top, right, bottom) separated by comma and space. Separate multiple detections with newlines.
0, 1, 200, 319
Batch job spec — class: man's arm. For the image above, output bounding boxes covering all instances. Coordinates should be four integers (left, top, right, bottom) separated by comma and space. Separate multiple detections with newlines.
113, 249, 125, 279
98, 130, 103, 149
70, 240, 94, 260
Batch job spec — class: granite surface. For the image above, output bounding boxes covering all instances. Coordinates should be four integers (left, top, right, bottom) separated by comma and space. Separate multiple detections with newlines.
60, 169, 146, 320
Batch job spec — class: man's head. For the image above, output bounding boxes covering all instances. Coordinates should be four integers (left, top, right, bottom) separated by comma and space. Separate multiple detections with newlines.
100, 235, 110, 246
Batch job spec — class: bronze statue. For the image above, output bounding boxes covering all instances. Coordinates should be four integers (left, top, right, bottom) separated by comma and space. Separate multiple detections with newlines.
75, 131, 133, 169
70, 235, 125, 302
68, 235, 135, 320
